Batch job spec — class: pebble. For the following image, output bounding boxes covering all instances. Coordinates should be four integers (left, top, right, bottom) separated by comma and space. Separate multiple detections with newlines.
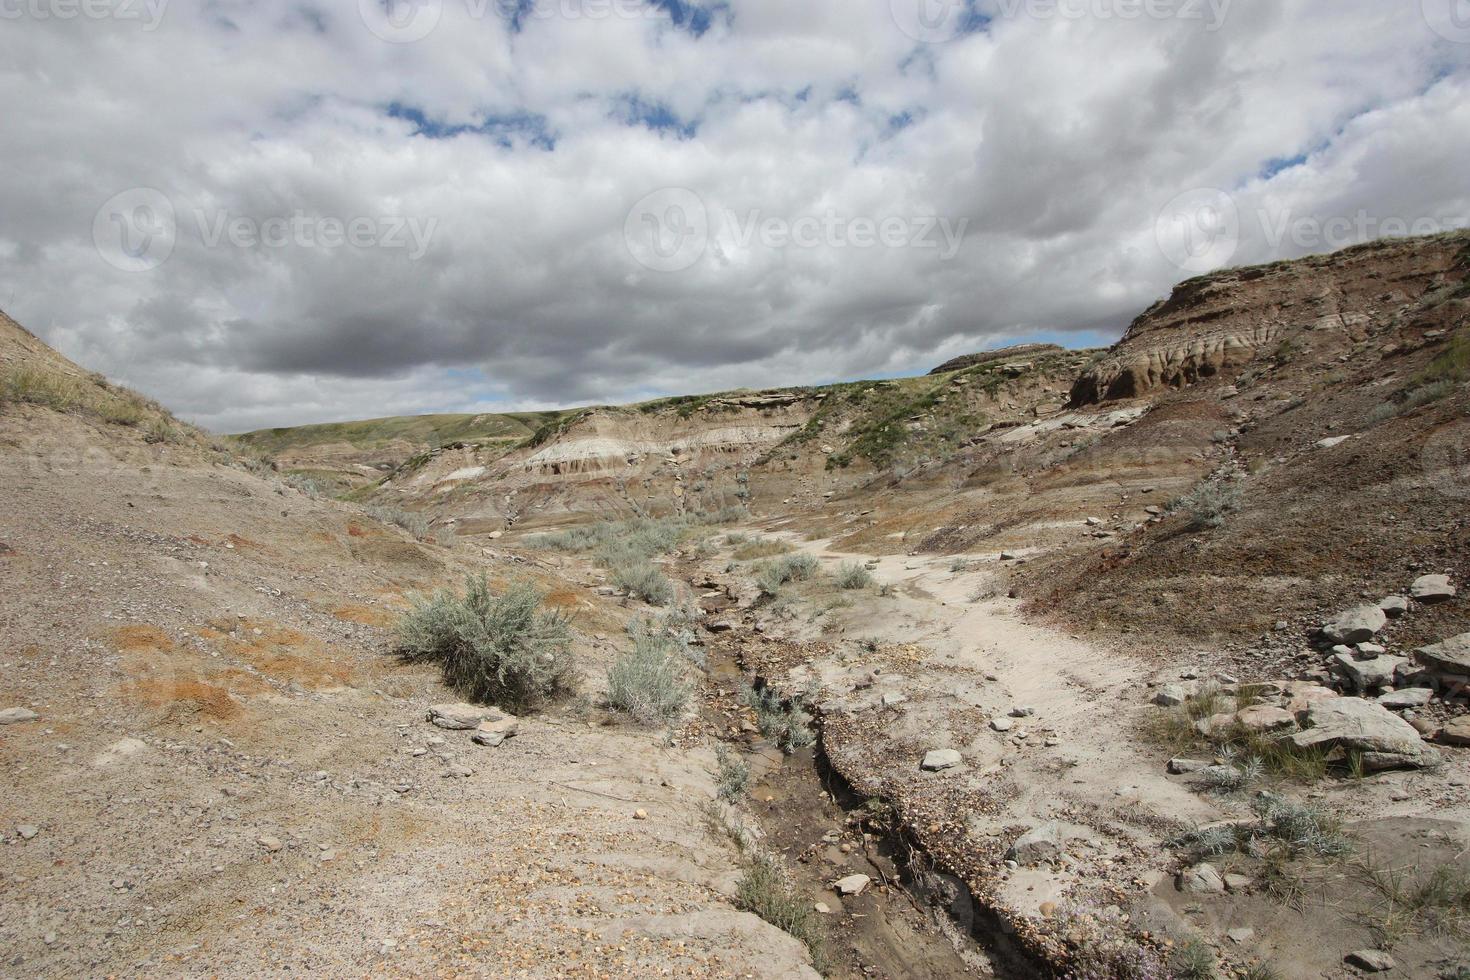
633, 809, 648, 821
16, 825, 39, 841
257, 836, 283, 852
1345, 950, 1395, 972
990, 718, 1015, 733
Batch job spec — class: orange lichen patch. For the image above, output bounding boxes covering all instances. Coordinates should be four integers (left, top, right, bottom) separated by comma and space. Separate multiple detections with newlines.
204, 619, 357, 689
225, 533, 263, 551
109, 624, 176, 654
119, 678, 240, 719
309, 531, 338, 545
330, 604, 394, 627
187, 535, 212, 546
543, 587, 585, 612
346, 522, 369, 538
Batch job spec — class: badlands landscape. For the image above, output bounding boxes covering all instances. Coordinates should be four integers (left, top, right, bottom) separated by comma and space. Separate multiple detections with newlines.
3, 231, 1469, 978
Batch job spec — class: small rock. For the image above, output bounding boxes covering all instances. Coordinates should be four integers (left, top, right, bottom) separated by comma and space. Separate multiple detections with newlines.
1409, 574, 1455, 604
1222, 873, 1251, 893
257, 836, 283, 852
471, 716, 520, 747
1153, 685, 1187, 707
1168, 758, 1209, 775
922, 750, 962, 772
1345, 949, 1395, 972
633, 809, 649, 821
1177, 863, 1226, 895
1236, 705, 1295, 733
0, 707, 39, 725
16, 825, 39, 841
443, 764, 473, 778
1439, 717, 1470, 748
1006, 822, 1064, 865
1378, 596, 1410, 618
814, 902, 832, 914
428, 703, 508, 731
990, 718, 1015, 733
880, 692, 906, 708
1227, 927, 1254, 944
834, 874, 870, 896
1321, 605, 1387, 645
1315, 436, 1351, 450
1009, 706, 1035, 718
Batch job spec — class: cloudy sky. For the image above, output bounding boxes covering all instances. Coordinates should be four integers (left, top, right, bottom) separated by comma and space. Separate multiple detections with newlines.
2, 0, 1468, 432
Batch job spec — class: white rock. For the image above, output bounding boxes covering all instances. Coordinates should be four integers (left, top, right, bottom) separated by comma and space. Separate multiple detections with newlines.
0, 707, 39, 725
990, 718, 1015, 733
1410, 574, 1455, 604
1315, 436, 1351, 450
1177, 863, 1226, 894
17, 825, 39, 841
428, 703, 508, 731
1345, 950, 1395, 972
833, 874, 871, 896
1321, 605, 1387, 645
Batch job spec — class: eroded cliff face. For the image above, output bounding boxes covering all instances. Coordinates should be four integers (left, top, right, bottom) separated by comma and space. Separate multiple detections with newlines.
1070, 233, 1470, 405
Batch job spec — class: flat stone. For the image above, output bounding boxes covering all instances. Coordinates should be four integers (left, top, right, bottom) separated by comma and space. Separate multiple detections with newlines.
0, 707, 39, 725
1177, 863, 1226, 894
1439, 717, 1470, 748
921, 749, 962, 772
990, 718, 1015, 733
1286, 682, 1339, 719
257, 836, 283, 852
1292, 698, 1441, 771
1321, 605, 1387, 645
1222, 873, 1252, 893
428, 703, 507, 730
1316, 436, 1351, 450
1416, 633, 1470, 675
471, 716, 520, 747
1345, 949, 1395, 972
1236, 705, 1296, 732
1410, 574, 1455, 604
1378, 596, 1410, 618
1007, 822, 1065, 865
1227, 927, 1255, 944
880, 692, 907, 708
1168, 758, 1209, 775
16, 825, 39, 841
443, 764, 473, 778
834, 874, 870, 896
1356, 643, 1387, 656
1009, 706, 1036, 718
1376, 688, 1434, 711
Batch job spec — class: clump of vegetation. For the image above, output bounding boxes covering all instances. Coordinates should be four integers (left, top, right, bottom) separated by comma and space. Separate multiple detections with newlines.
1172, 940, 1218, 979
1355, 856, 1470, 944
365, 504, 434, 541
834, 561, 874, 590
739, 684, 815, 753
1051, 900, 1171, 979
734, 538, 794, 561
1172, 792, 1351, 861
606, 622, 691, 725
714, 745, 749, 803
610, 560, 675, 606
0, 363, 181, 431
285, 473, 324, 497
533, 516, 708, 607
1420, 326, 1469, 385
1168, 469, 1245, 530
734, 852, 826, 972
754, 552, 822, 595
395, 576, 576, 711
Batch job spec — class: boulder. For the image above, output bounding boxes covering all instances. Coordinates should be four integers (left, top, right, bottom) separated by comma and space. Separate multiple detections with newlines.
1410, 574, 1455, 604
1378, 596, 1410, 618
1177, 863, 1226, 894
1321, 605, 1386, 645
1285, 682, 1338, 719
471, 715, 521, 747
428, 703, 507, 730
1292, 698, 1441, 771
921, 750, 962, 772
1416, 633, 1470, 676
1006, 822, 1065, 865
0, 707, 39, 725
833, 874, 870, 896
1329, 653, 1410, 692
1376, 688, 1433, 711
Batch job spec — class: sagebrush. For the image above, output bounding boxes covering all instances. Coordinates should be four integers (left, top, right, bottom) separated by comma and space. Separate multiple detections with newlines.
606, 622, 691, 725
395, 576, 575, 710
